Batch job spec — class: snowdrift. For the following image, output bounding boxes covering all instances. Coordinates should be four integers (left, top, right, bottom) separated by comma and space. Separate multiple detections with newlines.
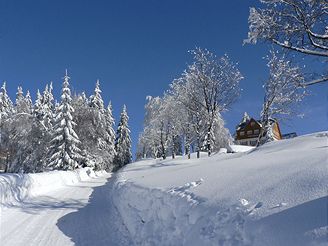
113, 132, 328, 246
0, 168, 107, 207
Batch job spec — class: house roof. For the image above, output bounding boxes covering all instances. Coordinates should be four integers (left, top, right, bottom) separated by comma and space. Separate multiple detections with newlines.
236, 113, 278, 131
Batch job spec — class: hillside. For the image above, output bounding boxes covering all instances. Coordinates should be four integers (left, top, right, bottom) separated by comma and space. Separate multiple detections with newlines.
1, 132, 327, 245
112, 132, 328, 245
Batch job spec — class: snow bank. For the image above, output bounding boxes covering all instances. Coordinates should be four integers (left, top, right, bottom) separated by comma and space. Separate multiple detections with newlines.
0, 168, 107, 207
230, 144, 255, 153
113, 178, 252, 245
113, 132, 328, 245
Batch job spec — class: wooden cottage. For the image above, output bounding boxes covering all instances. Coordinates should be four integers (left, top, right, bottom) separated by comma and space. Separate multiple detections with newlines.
234, 112, 282, 146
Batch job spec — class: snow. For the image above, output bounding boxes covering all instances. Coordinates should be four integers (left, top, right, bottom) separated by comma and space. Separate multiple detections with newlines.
0, 132, 327, 245
0, 168, 131, 246
230, 144, 255, 152
113, 132, 328, 245
0, 168, 105, 207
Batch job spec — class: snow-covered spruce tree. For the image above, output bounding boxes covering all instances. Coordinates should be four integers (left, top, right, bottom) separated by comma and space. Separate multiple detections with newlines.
25, 88, 53, 172
258, 50, 306, 145
4, 85, 46, 173
33, 90, 43, 121
42, 83, 55, 129
114, 105, 132, 170
89, 79, 104, 110
25, 90, 33, 114
87, 80, 113, 170
33, 84, 55, 130
72, 81, 115, 170
104, 102, 116, 168
0, 82, 15, 172
15, 86, 25, 113
0, 82, 14, 122
47, 70, 83, 170
245, 0, 328, 86
71, 92, 91, 167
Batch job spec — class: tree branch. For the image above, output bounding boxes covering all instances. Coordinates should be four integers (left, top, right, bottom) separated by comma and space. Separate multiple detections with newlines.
299, 76, 328, 87
272, 38, 328, 57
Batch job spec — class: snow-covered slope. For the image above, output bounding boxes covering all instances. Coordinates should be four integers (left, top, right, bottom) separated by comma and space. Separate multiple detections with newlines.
0, 167, 106, 207
0, 168, 134, 246
113, 132, 328, 246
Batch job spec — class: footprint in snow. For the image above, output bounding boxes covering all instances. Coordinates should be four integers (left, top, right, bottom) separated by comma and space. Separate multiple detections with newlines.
240, 199, 263, 214
270, 202, 287, 209
169, 178, 204, 193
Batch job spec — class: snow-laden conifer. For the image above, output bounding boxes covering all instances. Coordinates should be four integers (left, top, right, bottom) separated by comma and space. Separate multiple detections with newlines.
47, 70, 82, 170
25, 90, 33, 114
42, 83, 55, 128
34, 90, 43, 121
104, 102, 116, 166
89, 79, 104, 110
114, 105, 132, 169
0, 82, 14, 122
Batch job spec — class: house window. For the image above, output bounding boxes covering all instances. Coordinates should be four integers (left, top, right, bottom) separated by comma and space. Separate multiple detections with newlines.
250, 140, 257, 146
254, 129, 260, 134
250, 122, 255, 126
239, 131, 245, 136
247, 130, 252, 135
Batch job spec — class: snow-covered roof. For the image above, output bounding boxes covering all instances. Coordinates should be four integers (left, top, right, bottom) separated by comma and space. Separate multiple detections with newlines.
236, 113, 278, 131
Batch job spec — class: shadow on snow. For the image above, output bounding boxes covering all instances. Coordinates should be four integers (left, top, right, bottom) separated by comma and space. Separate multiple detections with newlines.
56, 176, 132, 246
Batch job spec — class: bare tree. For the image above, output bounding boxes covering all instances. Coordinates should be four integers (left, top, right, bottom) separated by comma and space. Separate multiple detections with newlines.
245, 0, 328, 86
183, 48, 243, 156
258, 50, 307, 145
169, 77, 207, 158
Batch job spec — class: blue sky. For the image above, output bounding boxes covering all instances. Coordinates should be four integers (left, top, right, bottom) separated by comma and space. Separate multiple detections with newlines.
0, 0, 327, 155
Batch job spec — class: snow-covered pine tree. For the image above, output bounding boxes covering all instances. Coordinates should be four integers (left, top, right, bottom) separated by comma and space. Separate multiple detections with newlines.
89, 79, 104, 110
25, 90, 33, 114
15, 86, 32, 115
3, 85, 41, 173
40, 83, 54, 128
15, 86, 25, 113
88, 80, 112, 169
48, 82, 55, 110
104, 101, 116, 168
114, 105, 132, 169
0, 82, 14, 122
34, 90, 43, 121
47, 70, 83, 170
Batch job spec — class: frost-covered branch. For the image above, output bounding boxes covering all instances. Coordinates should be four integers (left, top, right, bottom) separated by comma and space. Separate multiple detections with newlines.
259, 50, 307, 145
246, 0, 328, 87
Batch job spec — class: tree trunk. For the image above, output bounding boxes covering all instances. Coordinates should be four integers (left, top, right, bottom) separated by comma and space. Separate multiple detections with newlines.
160, 124, 166, 160
207, 129, 211, 157
257, 120, 268, 147
185, 143, 191, 159
172, 135, 176, 159
197, 136, 201, 159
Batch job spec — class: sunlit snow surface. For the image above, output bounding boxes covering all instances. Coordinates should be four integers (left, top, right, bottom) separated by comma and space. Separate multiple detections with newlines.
0, 132, 327, 245
114, 132, 328, 245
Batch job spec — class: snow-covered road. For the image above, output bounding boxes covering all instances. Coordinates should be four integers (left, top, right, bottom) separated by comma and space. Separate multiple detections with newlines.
0, 173, 131, 246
